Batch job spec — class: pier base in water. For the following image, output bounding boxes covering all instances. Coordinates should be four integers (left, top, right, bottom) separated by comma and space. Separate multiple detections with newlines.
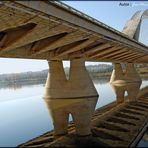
110, 63, 141, 84
110, 63, 142, 103
44, 59, 98, 137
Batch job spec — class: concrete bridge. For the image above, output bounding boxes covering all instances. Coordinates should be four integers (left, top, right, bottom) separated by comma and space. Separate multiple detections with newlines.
0, 1, 148, 147
0, 1, 148, 62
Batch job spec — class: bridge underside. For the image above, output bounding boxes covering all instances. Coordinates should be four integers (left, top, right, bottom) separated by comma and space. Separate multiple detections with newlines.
0, 1, 147, 63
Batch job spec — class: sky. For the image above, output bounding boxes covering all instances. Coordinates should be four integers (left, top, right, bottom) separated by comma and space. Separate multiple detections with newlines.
0, 1, 148, 74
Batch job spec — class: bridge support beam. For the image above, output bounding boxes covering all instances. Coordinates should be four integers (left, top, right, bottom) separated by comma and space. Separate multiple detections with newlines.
110, 63, 123, 84
110, 63, 141, 103
124, 63, 141, 82
44, 59, 98, 138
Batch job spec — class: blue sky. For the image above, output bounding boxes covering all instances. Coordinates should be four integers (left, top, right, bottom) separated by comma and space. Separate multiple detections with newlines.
0, 1, 147, 74
63, 1, 148, 31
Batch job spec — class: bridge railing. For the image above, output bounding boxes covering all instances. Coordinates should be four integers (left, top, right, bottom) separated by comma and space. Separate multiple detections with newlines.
48, 1, 126, 37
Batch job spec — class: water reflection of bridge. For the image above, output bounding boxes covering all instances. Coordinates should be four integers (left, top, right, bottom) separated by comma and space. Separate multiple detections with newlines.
20, 85, 148, 147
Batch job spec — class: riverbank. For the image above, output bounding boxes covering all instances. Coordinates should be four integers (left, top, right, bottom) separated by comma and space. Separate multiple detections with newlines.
0, 64, 147, 87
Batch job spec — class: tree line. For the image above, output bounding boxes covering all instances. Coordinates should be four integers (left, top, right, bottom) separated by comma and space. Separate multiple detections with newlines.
0, 63, 147, 86
0, 64, 113, 86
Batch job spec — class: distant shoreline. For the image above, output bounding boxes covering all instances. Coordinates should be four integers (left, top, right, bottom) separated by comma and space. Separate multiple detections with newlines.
0, 63, 147, 88
0, 73, 147, 89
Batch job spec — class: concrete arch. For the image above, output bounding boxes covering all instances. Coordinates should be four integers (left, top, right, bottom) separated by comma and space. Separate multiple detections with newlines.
110, 10, 147, 84
122, 10, 148, 40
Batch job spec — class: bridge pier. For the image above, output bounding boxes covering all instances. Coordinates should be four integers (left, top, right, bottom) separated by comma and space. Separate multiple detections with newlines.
44, 59, 98, 138
110, 63, 141, 103
110, 63, 141, 84
110, 63, 124, 84
124, 63, 141, 82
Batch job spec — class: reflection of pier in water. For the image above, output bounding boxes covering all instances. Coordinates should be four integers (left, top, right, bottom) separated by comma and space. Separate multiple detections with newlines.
20, 85, 148, 147
44, 97, 98, 137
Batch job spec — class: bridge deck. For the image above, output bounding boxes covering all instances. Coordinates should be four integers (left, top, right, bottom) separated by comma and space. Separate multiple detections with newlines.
0, 1, 147, 63
20, 96, 148, 147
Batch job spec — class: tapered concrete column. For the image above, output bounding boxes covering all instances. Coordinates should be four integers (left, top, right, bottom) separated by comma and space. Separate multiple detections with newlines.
126, 83, 141, 102
44, 60, 67, 99
44, 59, 98, 138
110, 63, 141, 84
110, 84, 125, 104
124, 63, 141, 83
69, 59, 98, 98
110, 63, 124, 84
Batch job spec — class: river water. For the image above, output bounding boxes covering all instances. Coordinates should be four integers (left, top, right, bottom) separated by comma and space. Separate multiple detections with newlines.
0, 79, 147, 147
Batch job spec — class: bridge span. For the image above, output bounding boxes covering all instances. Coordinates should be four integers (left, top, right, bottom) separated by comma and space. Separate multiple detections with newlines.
0, 1, 147, 63
0, 1, 148, 147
